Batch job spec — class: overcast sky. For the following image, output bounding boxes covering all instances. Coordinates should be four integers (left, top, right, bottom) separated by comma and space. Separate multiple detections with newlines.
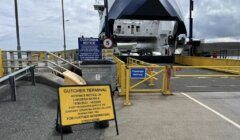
0, 0, 240, 51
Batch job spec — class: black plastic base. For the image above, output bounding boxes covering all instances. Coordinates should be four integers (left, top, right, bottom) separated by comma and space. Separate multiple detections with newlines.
94, 121, 110, 129
55, 124, 73, 134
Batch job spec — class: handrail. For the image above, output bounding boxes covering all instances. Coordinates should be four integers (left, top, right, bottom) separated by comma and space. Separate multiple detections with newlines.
113, 56, 125, 64
0, 65, 35, 101
113, 56, 127, 96
46, 52, 81, 71
0, 65, 34, 82
127, 57, 158, 66
2, 50, 45, 53
0, 49, 3, 77
47, 66, 64, 76
47, 60, 69, 71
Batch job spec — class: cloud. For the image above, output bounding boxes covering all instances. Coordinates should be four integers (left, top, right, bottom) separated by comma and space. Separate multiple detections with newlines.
205, 36, 240, 43
0, 0, 99, 51
179, 0, 240, 41
0, 0, 239, 51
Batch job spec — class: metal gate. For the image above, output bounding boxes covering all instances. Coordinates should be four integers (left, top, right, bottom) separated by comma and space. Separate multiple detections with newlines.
114, 57, 171, 106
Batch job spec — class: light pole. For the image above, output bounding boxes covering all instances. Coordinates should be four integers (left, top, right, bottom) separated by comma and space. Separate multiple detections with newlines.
189, 0, 194, 42
104, 0, 110, 37
189, 0, 194, 56
14, 0, 22, 60
61, 0, 67, 59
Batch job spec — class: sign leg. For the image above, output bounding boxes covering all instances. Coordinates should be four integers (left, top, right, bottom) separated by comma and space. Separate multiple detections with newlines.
60, 126, 63, 140
115, 118, 119, 135
55, 104, 60, 132
59, 103, 64, 140
111, 92, 119, 135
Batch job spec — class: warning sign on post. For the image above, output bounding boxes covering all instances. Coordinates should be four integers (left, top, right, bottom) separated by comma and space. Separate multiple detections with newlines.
58, 85, 115, 126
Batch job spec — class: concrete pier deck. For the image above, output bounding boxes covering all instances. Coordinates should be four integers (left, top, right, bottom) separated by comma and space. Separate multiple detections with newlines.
0, 78, 240, 140
0, 69, 240, 140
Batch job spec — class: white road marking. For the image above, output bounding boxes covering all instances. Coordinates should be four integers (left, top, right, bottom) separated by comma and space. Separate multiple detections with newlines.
197, 77, 208, 79
171, 77, 180, 79
181, 92, 240, 130
230, 85, 239, 87
0, 85, 7, 90
186, 85, 240, 88
186, 86, 208, 88
214, 85, 240, 87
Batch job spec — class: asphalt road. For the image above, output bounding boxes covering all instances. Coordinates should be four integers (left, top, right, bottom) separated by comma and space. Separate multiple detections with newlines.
130, 65, 240, 92
0, 82, 105, 140
169, 64, 240, 92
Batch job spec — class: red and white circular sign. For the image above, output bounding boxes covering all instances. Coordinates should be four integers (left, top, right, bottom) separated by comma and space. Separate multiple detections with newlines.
103, 38, 113, 48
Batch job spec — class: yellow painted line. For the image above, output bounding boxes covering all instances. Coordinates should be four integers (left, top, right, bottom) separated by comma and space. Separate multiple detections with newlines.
181, 92, 240, 130
130, 89, 162, 93
175, 75, 240, 77
173, 66, 240, 68
128, 66, 165, 68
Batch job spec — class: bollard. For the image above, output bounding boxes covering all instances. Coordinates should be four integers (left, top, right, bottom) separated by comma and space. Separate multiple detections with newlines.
124, 68, 131, 106
164, 65, 171, 95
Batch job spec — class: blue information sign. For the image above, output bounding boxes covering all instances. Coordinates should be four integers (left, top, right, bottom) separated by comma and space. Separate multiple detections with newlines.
130, 68, 146, 79
78, 38, 101, 61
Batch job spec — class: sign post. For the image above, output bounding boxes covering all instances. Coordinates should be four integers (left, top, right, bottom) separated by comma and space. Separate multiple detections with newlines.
102, 38, 114, 60
78, 38, 102, 61
57, 85, 119, 139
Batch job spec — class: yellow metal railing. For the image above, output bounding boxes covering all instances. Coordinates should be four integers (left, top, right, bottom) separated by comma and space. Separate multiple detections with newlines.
175, 55, 240, 74
113, 56, 126, 96
0, 49, 3, 77
114, 57, 172, 106
173, 66, 240, 77
127, 57, 158, 67
127, 57, 159, 86
124, 65, 171, 106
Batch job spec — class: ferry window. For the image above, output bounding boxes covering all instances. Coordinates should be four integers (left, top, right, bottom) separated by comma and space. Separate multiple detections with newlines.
128, 26, 130, 29
131, 25, 134, 34
117, 25, 121, 29
136, 26, 140, 32
117, 25, 121, 33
